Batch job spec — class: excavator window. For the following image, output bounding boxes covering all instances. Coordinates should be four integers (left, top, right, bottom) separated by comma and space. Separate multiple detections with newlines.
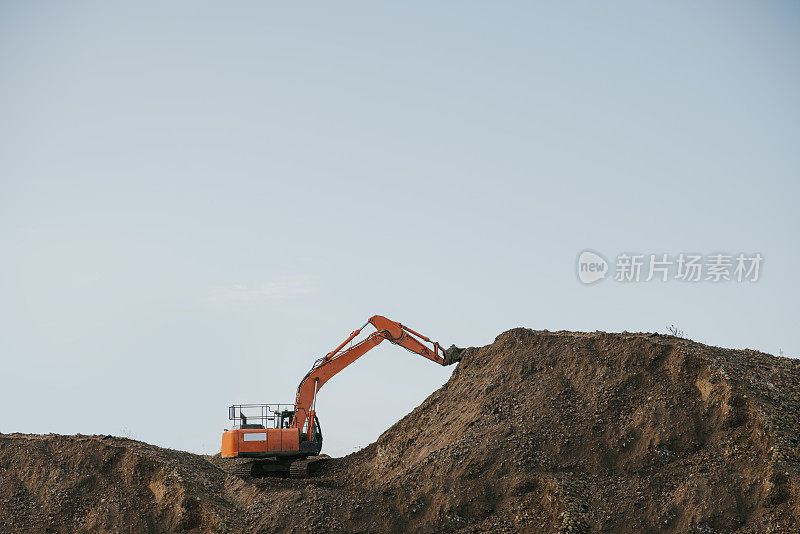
280, 410, 294, 429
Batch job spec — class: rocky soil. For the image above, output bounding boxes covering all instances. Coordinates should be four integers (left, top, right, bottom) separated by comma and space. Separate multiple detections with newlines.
2, 329, 799, 533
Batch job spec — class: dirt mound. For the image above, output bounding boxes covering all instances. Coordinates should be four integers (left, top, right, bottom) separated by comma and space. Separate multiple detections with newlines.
2, 330, 799, 533
0, 434, 244, 532
329, 330, 800, 532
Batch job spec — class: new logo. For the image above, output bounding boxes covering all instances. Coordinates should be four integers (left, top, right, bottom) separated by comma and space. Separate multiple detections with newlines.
577, 250, 608, 284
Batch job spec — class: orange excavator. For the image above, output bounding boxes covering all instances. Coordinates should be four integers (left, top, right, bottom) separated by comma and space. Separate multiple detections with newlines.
220, 315, 461, 477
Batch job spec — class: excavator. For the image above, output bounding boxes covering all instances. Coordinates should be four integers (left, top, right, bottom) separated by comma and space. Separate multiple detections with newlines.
220, 315, 461, 478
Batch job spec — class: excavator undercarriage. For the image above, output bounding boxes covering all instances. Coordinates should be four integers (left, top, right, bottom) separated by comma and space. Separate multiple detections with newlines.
221, 455, 330, 480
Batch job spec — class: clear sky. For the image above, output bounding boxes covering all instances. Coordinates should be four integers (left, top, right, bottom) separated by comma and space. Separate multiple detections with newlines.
1, 2, 798, 456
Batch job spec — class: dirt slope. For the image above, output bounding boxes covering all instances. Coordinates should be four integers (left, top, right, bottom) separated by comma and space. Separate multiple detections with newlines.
2, 329, 799, 533
329, 330, 800, 532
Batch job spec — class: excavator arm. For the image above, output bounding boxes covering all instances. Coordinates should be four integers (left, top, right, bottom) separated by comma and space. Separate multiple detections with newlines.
292, 315, 459, 433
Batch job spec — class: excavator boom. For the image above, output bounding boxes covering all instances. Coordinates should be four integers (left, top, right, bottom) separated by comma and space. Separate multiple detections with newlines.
292, 315, 456, 432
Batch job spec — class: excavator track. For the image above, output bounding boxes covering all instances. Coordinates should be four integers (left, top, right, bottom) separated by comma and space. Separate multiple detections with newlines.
220, 456, 330, 481
219, 458, 257, 480
289, 460, 308, 478
290, 455, 330, 478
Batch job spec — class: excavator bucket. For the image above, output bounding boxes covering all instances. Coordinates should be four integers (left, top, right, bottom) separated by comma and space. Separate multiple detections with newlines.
444, 345, 464, 365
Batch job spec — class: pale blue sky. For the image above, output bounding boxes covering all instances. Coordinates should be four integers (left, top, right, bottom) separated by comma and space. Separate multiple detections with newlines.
1, 2, 798, 456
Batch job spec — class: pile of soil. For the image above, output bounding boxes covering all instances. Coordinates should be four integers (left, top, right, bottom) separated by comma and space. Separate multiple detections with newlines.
2, 329, 799, 533
0, 434, 242, 532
